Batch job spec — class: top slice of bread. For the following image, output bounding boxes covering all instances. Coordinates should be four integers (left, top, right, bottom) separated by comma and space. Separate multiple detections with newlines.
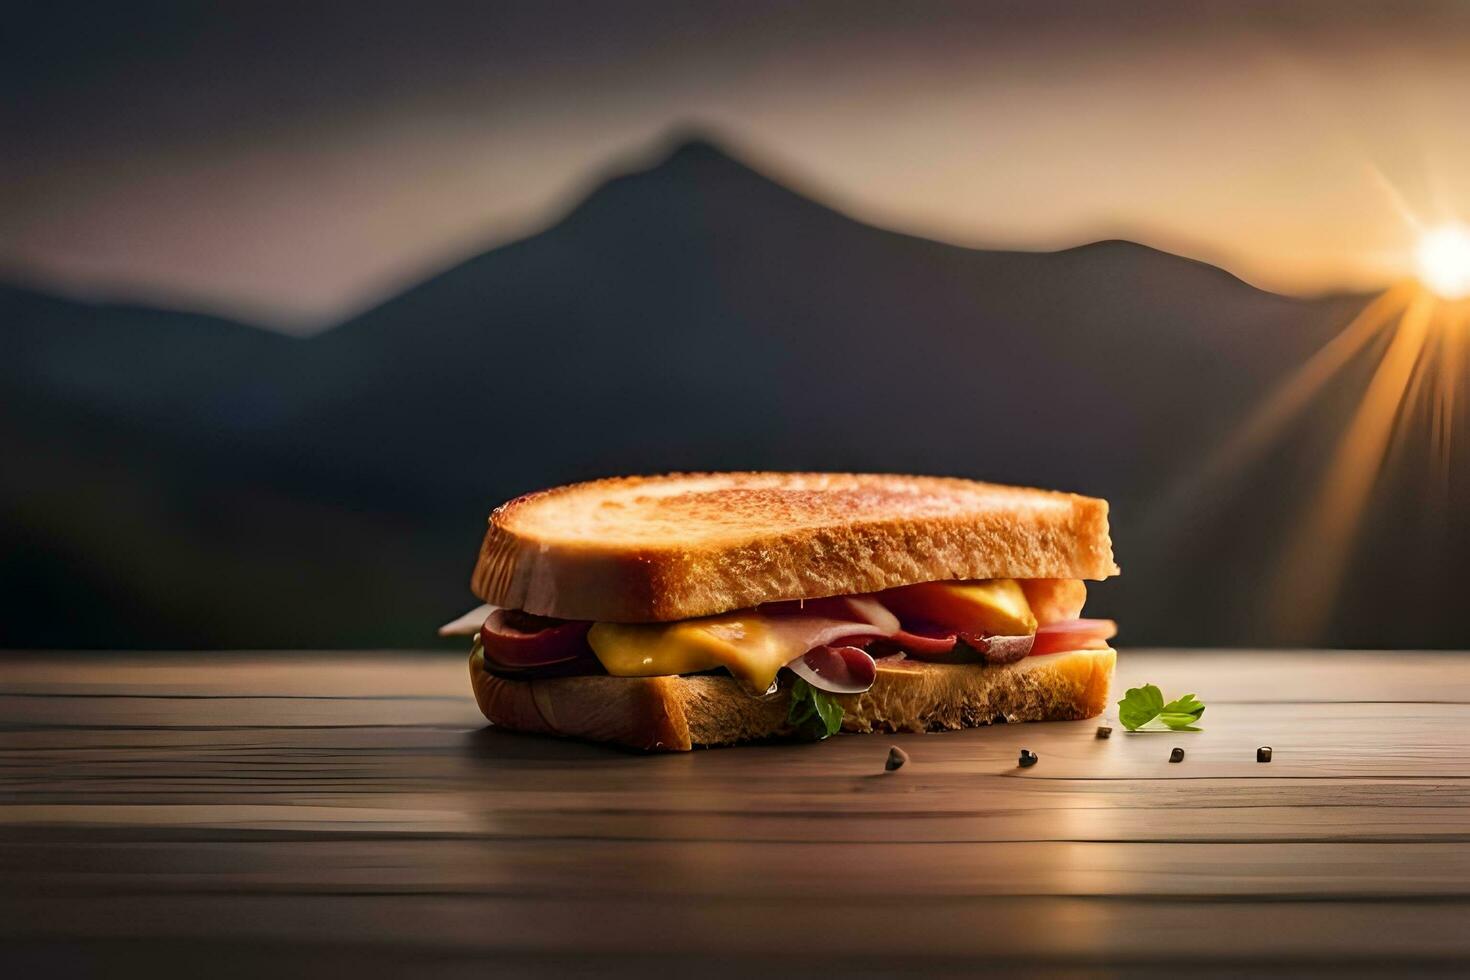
471, 472, 1116, 623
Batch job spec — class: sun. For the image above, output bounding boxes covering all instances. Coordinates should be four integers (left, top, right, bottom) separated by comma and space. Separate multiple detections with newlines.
1415, 223, 1470, 300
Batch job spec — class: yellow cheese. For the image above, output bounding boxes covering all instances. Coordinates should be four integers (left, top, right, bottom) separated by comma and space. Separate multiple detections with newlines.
947, 580, 1037, 634
588, 613, 798, 693
881, 579, 1037, 636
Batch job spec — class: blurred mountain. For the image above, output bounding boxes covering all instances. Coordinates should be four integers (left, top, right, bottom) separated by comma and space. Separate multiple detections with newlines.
5, 134, 1455, 650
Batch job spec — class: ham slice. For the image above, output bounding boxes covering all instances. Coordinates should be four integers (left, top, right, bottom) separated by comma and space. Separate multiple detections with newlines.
787, 645, 879, 694
1030, 618, 1118, 656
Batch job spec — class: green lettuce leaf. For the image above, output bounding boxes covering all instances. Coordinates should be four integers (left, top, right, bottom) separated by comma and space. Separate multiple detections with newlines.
787, 677, 844, 740
1118, 684, 1205, 732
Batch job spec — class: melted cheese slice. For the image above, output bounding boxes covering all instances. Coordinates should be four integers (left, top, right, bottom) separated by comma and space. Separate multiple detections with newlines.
588, 597, 897, 693
583, 583, 1079, 692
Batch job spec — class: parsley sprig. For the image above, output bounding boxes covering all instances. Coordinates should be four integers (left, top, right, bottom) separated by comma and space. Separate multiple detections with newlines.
787, 677, 844, 740
1117, 684, 1205, 732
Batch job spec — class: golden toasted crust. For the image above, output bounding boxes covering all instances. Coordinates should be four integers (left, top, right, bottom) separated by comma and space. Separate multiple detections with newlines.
469, 646, 1115, 752
471, 473, 1117, 622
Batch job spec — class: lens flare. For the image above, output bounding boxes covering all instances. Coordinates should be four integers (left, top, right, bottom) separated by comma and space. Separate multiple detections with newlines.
1416, 224, 1470, 300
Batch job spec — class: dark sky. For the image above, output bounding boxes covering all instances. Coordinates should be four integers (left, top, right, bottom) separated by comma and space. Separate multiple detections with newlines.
5, 1, 1469, 330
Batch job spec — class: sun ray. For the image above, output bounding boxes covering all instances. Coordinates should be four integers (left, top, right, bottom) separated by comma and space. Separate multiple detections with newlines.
1433, 303, 1468, 490
1139, 283, 1409, 539
1364, 162, 1427, 234
1203, 284, 1410, 474
1389, 308, 1438, 452
1269, 289, 1438, 642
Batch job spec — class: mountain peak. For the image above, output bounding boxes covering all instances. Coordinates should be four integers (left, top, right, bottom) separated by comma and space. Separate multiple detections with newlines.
617, 128, 777, 189
556, 128, 824, 233
651, 133, 747, 172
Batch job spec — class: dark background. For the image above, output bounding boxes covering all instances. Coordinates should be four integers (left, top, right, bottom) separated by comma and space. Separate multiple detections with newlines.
3, 2, 1468, 650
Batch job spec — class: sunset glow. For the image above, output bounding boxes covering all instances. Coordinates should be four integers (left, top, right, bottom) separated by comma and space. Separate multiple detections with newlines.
5, 6, 1470, 329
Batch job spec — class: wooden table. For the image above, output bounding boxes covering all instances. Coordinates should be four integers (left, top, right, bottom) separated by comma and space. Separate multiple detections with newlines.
3, 650, 1469, 977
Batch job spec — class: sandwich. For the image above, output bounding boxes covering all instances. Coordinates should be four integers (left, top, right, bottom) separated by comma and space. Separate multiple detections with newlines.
441, 472, 1118, 751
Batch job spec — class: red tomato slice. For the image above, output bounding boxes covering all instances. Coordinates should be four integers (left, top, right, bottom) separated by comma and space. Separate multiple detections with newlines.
479, 609, 595, 672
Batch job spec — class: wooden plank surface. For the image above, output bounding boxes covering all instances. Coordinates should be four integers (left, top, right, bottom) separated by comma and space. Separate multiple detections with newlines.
3, 649, 1470, 977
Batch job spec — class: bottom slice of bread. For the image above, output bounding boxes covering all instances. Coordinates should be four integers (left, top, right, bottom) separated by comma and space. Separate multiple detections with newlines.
469, 647, 1115, 751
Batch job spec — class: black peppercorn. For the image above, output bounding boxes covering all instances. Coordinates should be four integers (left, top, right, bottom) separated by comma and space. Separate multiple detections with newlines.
1169, 747, 1185, 763
1257, 746, 1272, 763
1018, 749, 1038, 768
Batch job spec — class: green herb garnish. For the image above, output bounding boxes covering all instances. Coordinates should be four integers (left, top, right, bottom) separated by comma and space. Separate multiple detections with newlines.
787, 677, 844, 740
1117, 684, 1205, 732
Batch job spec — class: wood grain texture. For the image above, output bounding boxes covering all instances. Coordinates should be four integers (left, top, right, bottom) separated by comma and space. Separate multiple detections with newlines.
3, 649, 1470, 978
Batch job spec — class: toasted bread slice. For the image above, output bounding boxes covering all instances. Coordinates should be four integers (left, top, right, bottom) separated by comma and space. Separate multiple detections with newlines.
469, 646, 1115, 751
472, 473, 1116, 623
